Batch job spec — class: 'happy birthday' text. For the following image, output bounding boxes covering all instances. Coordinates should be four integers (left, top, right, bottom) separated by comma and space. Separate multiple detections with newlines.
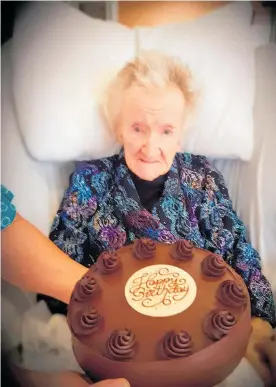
129, 267, 189, 308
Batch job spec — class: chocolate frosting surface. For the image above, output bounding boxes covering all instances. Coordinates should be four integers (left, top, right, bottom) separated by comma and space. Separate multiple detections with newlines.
96, 251, 121, 274
217, 280, 247, 308
171, 240, 193, 261
161, 330, 193, 359
106, 328, 137, 361
71, 305, 102, 336
133, 238, 156, 259
201, 254, 226, 277
68, 240, 251, 387
203, 309, 237, 341
75, 275, 99, 302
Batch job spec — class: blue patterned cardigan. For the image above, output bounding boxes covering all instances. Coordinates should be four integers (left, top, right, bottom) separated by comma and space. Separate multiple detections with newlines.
48, 150, 276, 327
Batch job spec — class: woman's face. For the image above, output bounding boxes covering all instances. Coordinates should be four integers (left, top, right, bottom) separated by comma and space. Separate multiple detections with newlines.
118, 84, 185, 181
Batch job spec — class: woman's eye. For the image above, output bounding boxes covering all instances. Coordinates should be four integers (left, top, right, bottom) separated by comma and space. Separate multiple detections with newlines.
133, 126, 141, 133
163, 129, 173, 136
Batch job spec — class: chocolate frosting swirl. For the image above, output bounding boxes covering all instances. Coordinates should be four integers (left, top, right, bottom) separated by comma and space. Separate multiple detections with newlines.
161, 330, 193, 359
106, 328, 137, 361
96, 251, 121, 274
74, 275, 99, 302
201, 254, 226, 277
203, 309, 237, 341
171, 239, 193, 261
71, 306, 102, 337
133, 239, 156, 259
217, 280, 247, 308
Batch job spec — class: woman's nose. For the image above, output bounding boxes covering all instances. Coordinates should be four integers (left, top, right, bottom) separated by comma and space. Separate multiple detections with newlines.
142, 133, 161, 158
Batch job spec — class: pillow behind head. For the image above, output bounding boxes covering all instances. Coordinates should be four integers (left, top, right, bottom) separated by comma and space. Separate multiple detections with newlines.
12, 2, 135, 162
137, 2, 256, 160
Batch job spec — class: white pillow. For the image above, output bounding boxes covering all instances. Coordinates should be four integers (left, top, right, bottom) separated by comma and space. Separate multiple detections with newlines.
12, 2, 257, 162
12, 2, 134, 162
137, 2, 256, 160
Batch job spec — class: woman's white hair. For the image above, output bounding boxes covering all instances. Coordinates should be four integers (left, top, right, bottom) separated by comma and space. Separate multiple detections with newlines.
102, 50, 197, 137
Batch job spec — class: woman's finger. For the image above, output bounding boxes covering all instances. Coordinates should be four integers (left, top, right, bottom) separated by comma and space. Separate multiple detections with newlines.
91, 378, 130, 387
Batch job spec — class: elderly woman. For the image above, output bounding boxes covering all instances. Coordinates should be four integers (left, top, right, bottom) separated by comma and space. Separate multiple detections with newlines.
43, 51, 275, 382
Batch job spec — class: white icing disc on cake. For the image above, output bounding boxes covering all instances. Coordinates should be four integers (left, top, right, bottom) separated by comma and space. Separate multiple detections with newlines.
124, 264, 197, 317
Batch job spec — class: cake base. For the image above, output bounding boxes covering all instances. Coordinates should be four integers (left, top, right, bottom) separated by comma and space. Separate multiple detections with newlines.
72, 299, 251, 387
68, 240, 252, 387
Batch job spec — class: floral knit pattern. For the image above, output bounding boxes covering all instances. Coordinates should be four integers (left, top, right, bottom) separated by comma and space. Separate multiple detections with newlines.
47, 150, 276, 327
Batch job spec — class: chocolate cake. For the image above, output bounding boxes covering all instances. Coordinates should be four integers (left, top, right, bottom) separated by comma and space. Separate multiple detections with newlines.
67, 239, 251, 387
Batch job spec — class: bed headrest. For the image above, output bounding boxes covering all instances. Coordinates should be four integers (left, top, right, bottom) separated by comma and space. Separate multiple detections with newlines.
12, 2, 258, 162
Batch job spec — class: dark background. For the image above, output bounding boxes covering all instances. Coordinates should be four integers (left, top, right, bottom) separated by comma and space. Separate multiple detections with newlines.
1, 1, 29, 45
1, 1, 276, 46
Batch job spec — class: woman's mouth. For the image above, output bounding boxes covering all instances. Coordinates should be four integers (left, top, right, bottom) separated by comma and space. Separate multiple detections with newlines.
139, 159, 158, 164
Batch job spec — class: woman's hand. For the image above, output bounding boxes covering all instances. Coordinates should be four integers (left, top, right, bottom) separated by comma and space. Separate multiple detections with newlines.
92, 379, 130, 387
10, 366, 130, 387
46, 372, 130, 387
256, 334, 276, 387
245, 317, 275, 386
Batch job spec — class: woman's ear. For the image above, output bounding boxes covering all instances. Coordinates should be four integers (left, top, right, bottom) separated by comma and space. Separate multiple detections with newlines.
115, 127, 124, 145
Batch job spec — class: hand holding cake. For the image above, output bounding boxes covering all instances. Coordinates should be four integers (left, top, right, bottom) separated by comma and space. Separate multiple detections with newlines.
1, 185, 130, 387
245, 317, 276, 386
